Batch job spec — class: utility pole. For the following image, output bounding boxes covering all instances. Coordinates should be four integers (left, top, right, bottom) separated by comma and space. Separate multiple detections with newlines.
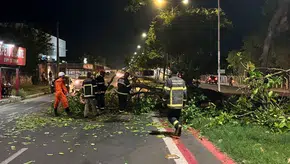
217, 0, 221, 92
56, 21, 60, 76
163, 53, 168, 81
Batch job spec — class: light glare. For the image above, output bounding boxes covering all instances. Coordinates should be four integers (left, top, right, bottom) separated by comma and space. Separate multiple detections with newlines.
182, 0, 189, 5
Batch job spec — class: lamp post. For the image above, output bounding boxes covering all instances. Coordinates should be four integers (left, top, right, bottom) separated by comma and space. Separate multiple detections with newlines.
217, 0, 221, 92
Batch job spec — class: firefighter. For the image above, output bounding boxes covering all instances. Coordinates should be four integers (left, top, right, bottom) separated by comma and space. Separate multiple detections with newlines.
117, 72, 131, 111
95, 70, 107, 111
82, 72, 98, 118
54, 72, 72, 116
163, 69, 187, 137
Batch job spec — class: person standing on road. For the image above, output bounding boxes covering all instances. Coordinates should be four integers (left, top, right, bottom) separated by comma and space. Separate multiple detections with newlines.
163, 69, 187, 137
117, 72, 131, 111
95, 70, 107, 112
54, 72, 72, 117
82, 72, 98, 118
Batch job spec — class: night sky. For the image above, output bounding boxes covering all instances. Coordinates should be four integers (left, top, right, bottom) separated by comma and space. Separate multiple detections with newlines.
1, 0, 265, 68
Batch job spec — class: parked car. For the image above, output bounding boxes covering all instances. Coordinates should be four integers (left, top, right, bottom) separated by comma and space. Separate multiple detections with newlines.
206, 76, 218, 84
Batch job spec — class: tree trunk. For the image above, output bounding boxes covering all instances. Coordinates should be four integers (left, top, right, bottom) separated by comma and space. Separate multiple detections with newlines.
260, 0, 290, 67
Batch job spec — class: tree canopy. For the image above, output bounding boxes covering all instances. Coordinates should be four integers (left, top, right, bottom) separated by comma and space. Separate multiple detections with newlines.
228, 0, 290, 75
127, 6, 231, 80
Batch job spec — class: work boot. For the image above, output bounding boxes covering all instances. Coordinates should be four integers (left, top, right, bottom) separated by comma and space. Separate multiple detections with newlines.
65, 108, 72, 116
174, 124, 182, 137
54, 108, 59, 117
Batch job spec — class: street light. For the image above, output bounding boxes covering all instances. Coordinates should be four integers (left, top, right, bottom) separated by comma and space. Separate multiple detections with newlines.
137, 45, 141, 49
154, 0, 166, 8
182, 0, 189, 5
134, 52, 137, 55
142, 33, 147, 38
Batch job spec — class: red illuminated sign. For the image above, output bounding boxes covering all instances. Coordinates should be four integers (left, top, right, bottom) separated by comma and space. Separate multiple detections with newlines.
0, 44, 26, 66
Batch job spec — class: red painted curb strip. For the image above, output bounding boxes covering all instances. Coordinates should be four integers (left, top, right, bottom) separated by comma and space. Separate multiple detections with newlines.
159, 119, 198, 164
188, 127, 236, 164
166, 127, 198, 164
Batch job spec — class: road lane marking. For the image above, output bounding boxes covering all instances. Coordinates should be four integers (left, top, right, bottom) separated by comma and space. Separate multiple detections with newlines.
24, 107, 33, 111
7, 112, 18, 116
152, 117, 189, 164
0, 148, 28, 164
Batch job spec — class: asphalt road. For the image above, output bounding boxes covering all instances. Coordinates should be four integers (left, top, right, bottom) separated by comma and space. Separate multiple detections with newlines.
0, 95, 224, 164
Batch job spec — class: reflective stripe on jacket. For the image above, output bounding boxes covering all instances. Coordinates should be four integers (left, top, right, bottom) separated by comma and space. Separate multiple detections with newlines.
117, 77, 131, 94
163, 75, 187, 109
82, 78, 95, 98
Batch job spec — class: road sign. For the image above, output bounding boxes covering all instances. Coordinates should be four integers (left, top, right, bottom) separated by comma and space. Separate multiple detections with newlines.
218, 69, 225, 74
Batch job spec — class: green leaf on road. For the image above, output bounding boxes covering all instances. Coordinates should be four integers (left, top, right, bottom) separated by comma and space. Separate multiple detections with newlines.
75, 143, 80, 146
90, 143, 95, 146
24, 161, 35, 164
43, 144, 47, 146
132, 130, 139, 133
47, 154, 53, 156
44, 132, 49, 135
63, 140, 70, 143
59, 152, 64, 155
157, 135, 165, 138
11, 146, 16, 150
22, 142, 32, 145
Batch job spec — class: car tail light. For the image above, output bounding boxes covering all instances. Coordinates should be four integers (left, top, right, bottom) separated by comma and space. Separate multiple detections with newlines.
215, 77, 217, 80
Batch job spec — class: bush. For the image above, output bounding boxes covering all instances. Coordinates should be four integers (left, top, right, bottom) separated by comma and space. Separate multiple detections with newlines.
182, 62, 290, 133
132, 95, 158, 115
12, 88, 27, 99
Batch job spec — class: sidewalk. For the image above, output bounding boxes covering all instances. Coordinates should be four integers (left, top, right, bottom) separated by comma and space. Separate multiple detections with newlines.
0, 92, 49, 106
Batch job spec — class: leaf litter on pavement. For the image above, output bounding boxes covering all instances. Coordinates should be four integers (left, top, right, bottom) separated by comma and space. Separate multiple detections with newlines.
0, 109, 170, 159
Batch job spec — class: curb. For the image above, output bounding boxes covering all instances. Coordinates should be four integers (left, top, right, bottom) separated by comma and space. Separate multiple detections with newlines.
25, 92, 49, 99
187, 127, 236, 164
0, 92, 50, 106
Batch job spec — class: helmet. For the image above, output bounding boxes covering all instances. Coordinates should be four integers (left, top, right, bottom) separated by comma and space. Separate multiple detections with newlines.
58, 72, 65, 77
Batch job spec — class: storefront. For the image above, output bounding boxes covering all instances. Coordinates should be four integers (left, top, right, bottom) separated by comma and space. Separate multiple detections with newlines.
0, 42, 27, 99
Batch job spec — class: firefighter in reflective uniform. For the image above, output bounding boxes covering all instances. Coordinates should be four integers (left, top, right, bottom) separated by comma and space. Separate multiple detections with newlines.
82, 72, 98, 118
95, 70, 107, 111
54, 72, 72, 116
117, 72, 131, 111
163, 69, 187, 136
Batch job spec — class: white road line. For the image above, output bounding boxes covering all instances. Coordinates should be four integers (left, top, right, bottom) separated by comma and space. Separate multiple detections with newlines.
24, 107, 33, 111
39, 102, 49, 106
0, 148, 28, 164
151, 117, 188, 164
7, 112, 18, 116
